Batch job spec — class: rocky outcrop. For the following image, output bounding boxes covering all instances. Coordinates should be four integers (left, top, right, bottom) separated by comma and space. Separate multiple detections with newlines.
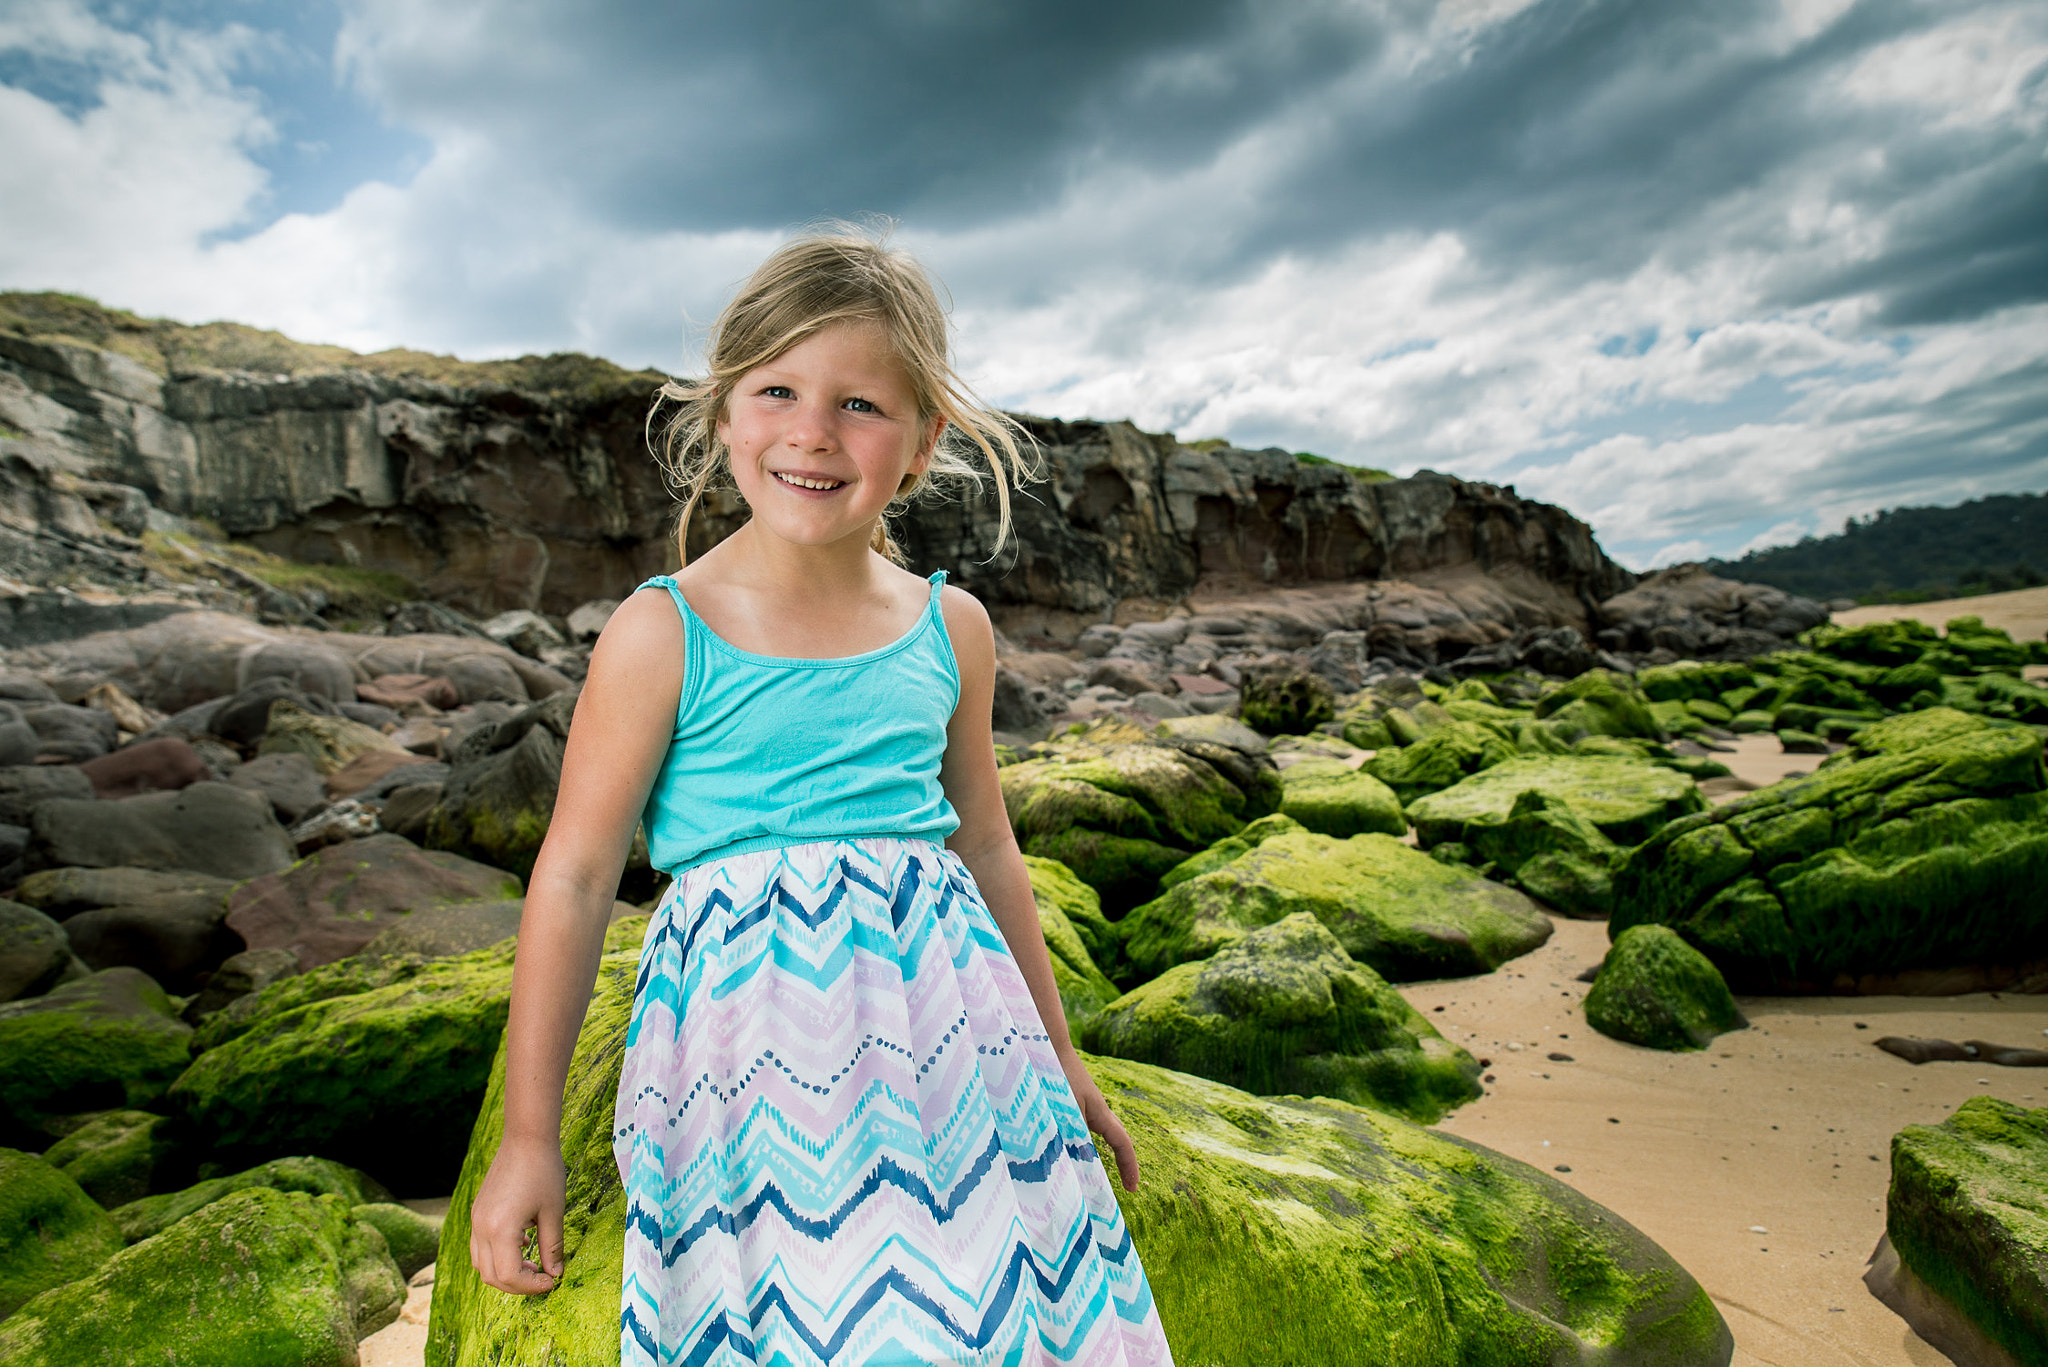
1597, 563, 1829, 660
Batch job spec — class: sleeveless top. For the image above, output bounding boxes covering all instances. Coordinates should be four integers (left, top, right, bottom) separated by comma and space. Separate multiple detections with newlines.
636, 570, 962, 875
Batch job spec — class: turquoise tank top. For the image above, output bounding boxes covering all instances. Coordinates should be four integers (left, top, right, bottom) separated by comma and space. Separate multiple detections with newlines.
637, 570, 962, 874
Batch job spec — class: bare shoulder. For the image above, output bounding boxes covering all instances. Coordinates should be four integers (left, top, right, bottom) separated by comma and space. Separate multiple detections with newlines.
580, 587, 685, 716
593, 585, 685, 659
936, 583, 993, 657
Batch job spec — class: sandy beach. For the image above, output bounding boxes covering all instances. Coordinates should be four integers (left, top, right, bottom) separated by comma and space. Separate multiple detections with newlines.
1830, 585, 2048, 644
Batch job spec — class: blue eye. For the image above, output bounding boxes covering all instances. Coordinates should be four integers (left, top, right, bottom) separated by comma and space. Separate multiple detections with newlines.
762, 385, 793, 399
844, 397, 877, 413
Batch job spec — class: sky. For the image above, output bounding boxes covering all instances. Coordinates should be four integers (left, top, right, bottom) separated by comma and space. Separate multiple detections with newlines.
2, 0, 2044, 570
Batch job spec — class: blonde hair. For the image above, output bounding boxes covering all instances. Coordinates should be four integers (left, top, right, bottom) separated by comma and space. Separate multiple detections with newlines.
650, 226, 1037, 564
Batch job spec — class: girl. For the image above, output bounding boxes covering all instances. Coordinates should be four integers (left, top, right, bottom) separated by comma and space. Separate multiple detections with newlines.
469, 231, 1174, 1367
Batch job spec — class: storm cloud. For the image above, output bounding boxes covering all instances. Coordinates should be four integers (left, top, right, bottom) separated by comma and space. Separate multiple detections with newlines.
3, 0, 2043, 566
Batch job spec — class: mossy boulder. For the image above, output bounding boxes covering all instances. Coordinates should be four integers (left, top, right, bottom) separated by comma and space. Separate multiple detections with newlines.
1533, 670, 1662, 742
1000, 739, 1275, 910
39, 1109, 187, 1209
352, 1201, 441, 1280
1278, 758, 1406, 838
0, 1186, 404, 1367
1240, 667, 1336, 735
0, 968, 192, 1144
1800, 619, 1939, 668
1406, 755, 1707, 852
1081, 914, 1481, 1123
1121, 831, 1553, 983
259, 699, 406, 776
115, 1154, 389, 1244
167, 942, 517, 1193
1021, 854, 1121, 1027
1638, 660, 1756, 703
1585, 926, 1744, 1051
1612, 708, 2048, 990
0, 1148, 121, 1318
426, 691, 576, 880
1362, 720, 1517, 805
425, 928, 1729, 1367
1884, 1097, 2048, 1367
1940, 615, 2031, 671
1465, 791, 1623, 919
1158, 812, 1307, 891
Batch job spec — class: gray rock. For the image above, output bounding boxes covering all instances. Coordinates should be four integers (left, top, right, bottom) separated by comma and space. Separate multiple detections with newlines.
337, 700, 402, 730
384, 601, 486, 638
180, 946, 301, 1024
359, 898, 525, 960
377, 782, 442, 843
14, 867, 239, 921
0, 764, 94, 827
0, 675, 58, 703
991, 668, 1050, 734
0, 707, 37, 767
210, 677, 340, 750
0, 900, 71, 1002
1598, 564, 1828, 661
21, 703, 118, 762
227, 751, 326, 823
28, 782, 295, 881
1127, 691, 1192, 719
565, 599, 618, 642
63, 887, 242, 995
353, 760, 450, 805
482, 609, 565, 659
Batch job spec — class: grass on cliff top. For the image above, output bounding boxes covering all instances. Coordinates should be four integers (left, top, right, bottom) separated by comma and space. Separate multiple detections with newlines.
1182, 436, 1394, 481
0, 290, 664, 397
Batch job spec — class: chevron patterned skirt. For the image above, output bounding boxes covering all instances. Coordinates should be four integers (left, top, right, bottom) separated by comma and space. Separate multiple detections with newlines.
615, 837, 1173, 1367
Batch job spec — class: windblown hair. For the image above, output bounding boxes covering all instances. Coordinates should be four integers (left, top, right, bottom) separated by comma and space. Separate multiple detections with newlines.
650, 227, 1037, 564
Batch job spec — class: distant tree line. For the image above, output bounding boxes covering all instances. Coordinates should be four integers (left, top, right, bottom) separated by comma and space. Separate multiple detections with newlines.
1705, 491, 2047, 604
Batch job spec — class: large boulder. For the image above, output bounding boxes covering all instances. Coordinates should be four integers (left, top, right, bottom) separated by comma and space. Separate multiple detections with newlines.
1083, 913, 1481, 1123
1022, 855, 1120, 1027
0, 1148, 122, 1318
427, 941, 1731, 1367
357, 897, 526, 961
1531, 670, 1663, 743
1157, 811, 1306, 891
27, 781, 295, 881
59, 882, 242, 995
1878, 1097, 2048, 1367
259, 698, 406, 776
167, 940, 517, 1193
1585, 926, 1745, 1051
227, 750, 327, 822
115, 1154, 389, 1245
1362, 720, 1516, 806
1454, 790, 1624, 919
38, 1110, 188, 1210
1239, 667, 1337, 735
180, 945, 302, 1023
0, 899, 71, 1002
19, 702, 117, 762
1610, 708, 2048, 990
1000, 737, 1278, 910
351, 1202, 441, 1282
0, 764, 92, 827
76, 737, 209, 799
1121, 831, 1553, 983
0, 969, 192, 1143
1277, 758, 1406, 839
425, 691, 576, 881
223, 833, 522, 968
1597, 564, 1826, 658
14, 865, 238, 920
1406, 755, 1707, 850
0, 1186, 405, 1367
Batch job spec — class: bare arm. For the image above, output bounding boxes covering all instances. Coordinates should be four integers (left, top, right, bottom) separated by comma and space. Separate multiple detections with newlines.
469, 590, 683, 1294
936, 587, 1140, 1191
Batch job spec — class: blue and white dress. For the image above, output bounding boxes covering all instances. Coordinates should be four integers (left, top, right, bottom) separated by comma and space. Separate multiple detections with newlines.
613, 573, 1172, 1367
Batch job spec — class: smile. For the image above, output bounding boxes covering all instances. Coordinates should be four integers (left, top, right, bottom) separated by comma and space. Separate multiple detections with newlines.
773, 471, 846, 491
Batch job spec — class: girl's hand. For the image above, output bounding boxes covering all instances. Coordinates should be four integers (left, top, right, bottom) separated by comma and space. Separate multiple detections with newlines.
1060, 1051, 1140, 1192
469, 1134, 567, 1295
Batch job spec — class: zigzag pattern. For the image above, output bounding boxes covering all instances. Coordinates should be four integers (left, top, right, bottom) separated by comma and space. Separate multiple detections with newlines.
616, 837, 1172, 1367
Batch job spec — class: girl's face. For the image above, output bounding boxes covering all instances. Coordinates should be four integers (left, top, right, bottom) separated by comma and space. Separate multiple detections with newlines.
718, 320, 941, 553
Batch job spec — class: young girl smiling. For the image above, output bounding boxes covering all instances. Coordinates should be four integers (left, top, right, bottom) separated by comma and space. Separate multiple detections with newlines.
468, 231, 1173, 1366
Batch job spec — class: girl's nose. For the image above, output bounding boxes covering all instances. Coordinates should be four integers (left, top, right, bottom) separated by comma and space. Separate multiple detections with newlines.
783, 400, 837, 450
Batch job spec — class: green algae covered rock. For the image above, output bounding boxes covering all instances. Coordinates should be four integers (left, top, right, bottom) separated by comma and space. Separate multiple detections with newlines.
1406, 755, 1707, 852
427, 924, 642, 1367
1081, 914, 1481, 1123
1612, 707, 2048, 989
115, 1154, 389, 1244
1363, 720, 1517, 805
1240, 667, 1337, 735
352, 1201, 441, 1281
1001, 740, 1272, 909
426, 930, 1729, 1367
1464, 790, 1623, 919
1278, 758, 1406, 838
39, 1109, 186, 1209
0, 1186, 404, 1367
1022, 854, 1121, 1027
1638, 660, 1756, 703
1158, 812, 1306, 892
1585, 926, 1744, 1051
1090, 1057, 1733, 1367
1533, 670, 1663, 742
0, 968, 192, 1144
1885, 1097, 2048, 1367
1121, 831, 1552, 984
168, 941, 517, 1193
0, 1148, 121, 1318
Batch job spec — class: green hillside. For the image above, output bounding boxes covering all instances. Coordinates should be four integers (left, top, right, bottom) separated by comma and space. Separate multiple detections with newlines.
1707, 491, 2047, 604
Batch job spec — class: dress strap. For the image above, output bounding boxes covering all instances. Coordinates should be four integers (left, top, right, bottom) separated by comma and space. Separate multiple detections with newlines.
638, 576, 704, 722
926, 569, 948, 603
638, 575, 691, 619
